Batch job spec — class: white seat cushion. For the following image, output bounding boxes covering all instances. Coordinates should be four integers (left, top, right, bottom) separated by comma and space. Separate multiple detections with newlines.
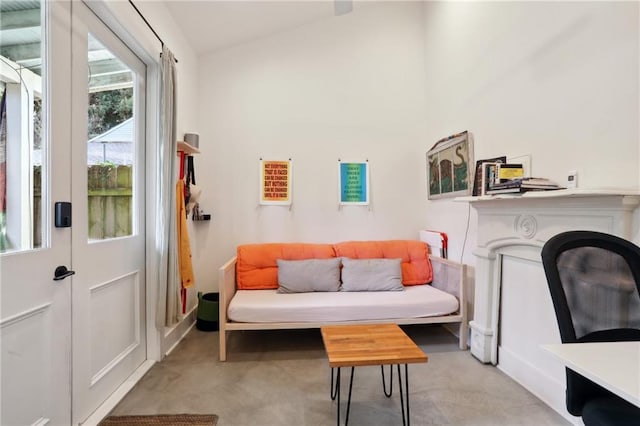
227, 284, 459, 323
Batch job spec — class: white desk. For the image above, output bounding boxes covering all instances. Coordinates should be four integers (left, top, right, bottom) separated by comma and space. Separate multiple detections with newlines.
542, 342, 640, 408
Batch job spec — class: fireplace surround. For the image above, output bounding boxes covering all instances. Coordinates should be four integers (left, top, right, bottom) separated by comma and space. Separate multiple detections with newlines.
464, 189, 639, 420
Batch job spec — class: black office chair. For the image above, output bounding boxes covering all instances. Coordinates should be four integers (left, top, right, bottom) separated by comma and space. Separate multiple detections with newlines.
541, 230, 640, 426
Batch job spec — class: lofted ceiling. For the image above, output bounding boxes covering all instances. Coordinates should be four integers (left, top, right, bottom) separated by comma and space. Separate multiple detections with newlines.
1, 1, 350, 85
161, 0, 338, 55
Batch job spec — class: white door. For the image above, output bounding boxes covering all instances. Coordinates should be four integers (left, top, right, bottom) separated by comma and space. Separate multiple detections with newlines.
70, 3, 147, 424
0, 1, 73, 425
1, 1, 148, 424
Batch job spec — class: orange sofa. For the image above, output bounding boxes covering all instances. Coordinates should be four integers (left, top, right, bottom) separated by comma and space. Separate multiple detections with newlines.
218, 240, 467, 361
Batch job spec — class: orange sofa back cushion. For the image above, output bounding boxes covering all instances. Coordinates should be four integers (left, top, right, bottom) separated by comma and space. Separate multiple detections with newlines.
236, 243, 336, 290
333, 240, 432, 285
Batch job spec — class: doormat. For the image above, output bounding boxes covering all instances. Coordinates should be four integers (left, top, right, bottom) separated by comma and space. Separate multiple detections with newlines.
99, 414, 218, 426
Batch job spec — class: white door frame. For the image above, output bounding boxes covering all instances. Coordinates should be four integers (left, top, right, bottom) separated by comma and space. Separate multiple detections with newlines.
82, 0, 163, 364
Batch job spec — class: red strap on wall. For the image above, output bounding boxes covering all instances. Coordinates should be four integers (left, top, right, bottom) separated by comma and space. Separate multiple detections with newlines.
178, 151, 185, 180
179, 150, 187, 314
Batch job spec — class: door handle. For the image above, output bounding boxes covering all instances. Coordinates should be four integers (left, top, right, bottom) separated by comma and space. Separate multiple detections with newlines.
53, 266, 75, 281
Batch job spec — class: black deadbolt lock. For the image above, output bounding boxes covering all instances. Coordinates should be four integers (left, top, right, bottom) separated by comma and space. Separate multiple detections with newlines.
54, 202, 72, 228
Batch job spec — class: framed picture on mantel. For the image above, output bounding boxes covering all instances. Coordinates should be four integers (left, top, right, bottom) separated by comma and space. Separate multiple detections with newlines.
426, 131, 474, 199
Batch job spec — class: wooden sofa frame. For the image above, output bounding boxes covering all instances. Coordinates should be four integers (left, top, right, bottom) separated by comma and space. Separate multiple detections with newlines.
218, 255, 468, 361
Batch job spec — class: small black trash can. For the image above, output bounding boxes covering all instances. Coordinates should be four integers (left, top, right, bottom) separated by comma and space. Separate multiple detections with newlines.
196, 292, 219, 331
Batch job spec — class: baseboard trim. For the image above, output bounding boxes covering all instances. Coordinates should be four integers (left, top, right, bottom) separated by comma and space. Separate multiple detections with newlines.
162, 306, 197, 357
497, 345, 578, 425
81, 359, 155, 426
165, 321, 197, 356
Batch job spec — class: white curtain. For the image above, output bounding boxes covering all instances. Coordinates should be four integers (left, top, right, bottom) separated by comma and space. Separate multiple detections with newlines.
157, 46, 180, 327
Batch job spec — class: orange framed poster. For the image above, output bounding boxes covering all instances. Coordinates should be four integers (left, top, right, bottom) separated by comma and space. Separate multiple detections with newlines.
259, 159, 292, 205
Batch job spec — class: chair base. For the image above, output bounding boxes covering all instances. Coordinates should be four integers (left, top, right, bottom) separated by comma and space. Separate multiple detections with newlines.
582, 396, 640, 426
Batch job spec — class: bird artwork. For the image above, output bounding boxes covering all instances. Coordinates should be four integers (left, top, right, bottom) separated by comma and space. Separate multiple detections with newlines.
427, 131, 473, 199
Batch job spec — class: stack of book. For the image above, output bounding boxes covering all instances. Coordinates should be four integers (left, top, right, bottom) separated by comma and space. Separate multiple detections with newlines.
476, 161, 524, 195
486, 177, 564, 195
472, 157, 506, 196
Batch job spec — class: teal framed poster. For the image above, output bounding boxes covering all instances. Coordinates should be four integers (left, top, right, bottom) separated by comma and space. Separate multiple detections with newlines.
339, 161, 369, 205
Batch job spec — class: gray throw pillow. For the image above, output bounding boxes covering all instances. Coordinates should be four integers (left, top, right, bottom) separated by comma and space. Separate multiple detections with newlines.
341, 258, 404, 291
277, 258, 342, 293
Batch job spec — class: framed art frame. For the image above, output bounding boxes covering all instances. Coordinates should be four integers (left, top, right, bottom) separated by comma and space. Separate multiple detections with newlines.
259, 159, 292, 205
426, 131, 474, 200
338, 160, 369, 205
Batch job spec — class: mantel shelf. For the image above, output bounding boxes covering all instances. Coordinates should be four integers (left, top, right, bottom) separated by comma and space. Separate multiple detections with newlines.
456, 187, 640, 203
177, 140, 200, 154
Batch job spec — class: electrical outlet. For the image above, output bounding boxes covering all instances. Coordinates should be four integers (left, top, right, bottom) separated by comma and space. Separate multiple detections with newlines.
567, 170, 578, 189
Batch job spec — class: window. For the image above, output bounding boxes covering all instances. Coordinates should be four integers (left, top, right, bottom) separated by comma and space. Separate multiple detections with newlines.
86, 34, 135, 240
0, 0, 44, 253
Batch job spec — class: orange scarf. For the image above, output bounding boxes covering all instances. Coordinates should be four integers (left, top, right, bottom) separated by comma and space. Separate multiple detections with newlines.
176, 179, 194, 288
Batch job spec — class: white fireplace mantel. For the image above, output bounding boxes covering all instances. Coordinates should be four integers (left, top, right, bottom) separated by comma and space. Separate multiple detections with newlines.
460, 188, 640, 420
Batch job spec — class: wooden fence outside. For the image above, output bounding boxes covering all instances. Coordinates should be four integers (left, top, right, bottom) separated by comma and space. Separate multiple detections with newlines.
88, 165, 132, 239
34, 165, 132, 242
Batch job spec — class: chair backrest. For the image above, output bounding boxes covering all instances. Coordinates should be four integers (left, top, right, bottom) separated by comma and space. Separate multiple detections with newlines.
542, 231, 640, 416
541, 230, 640, 343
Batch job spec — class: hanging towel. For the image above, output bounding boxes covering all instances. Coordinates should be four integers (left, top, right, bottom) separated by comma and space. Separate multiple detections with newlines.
176, 179, 194, 289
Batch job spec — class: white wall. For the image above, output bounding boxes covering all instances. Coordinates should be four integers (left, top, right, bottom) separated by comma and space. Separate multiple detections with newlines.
193, 1, 639, 297
195, 2, 429, 292
421, 1, 640, 264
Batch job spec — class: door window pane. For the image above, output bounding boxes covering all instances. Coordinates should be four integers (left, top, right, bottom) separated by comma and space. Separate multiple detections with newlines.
87, 34, 134, 240
0, 0, 44, 253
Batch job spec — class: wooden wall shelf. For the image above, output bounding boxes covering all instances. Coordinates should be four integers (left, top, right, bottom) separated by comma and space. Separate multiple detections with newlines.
177, 140, 200, 154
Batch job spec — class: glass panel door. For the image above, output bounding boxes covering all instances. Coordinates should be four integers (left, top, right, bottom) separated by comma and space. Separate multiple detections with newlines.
86, 34, 135, 240
1, 1, 73, 424
71, 3, 146, 422
0, 0, 45, 252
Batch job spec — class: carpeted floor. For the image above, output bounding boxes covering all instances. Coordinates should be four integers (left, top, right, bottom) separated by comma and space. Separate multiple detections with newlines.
99, 413, 218, 425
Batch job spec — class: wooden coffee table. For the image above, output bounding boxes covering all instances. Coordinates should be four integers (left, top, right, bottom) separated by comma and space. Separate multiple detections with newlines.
321, 324, 428, 426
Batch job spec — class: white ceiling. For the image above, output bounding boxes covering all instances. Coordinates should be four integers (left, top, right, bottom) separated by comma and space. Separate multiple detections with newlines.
162, 1, 338, 55
0, 1, 348, 73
